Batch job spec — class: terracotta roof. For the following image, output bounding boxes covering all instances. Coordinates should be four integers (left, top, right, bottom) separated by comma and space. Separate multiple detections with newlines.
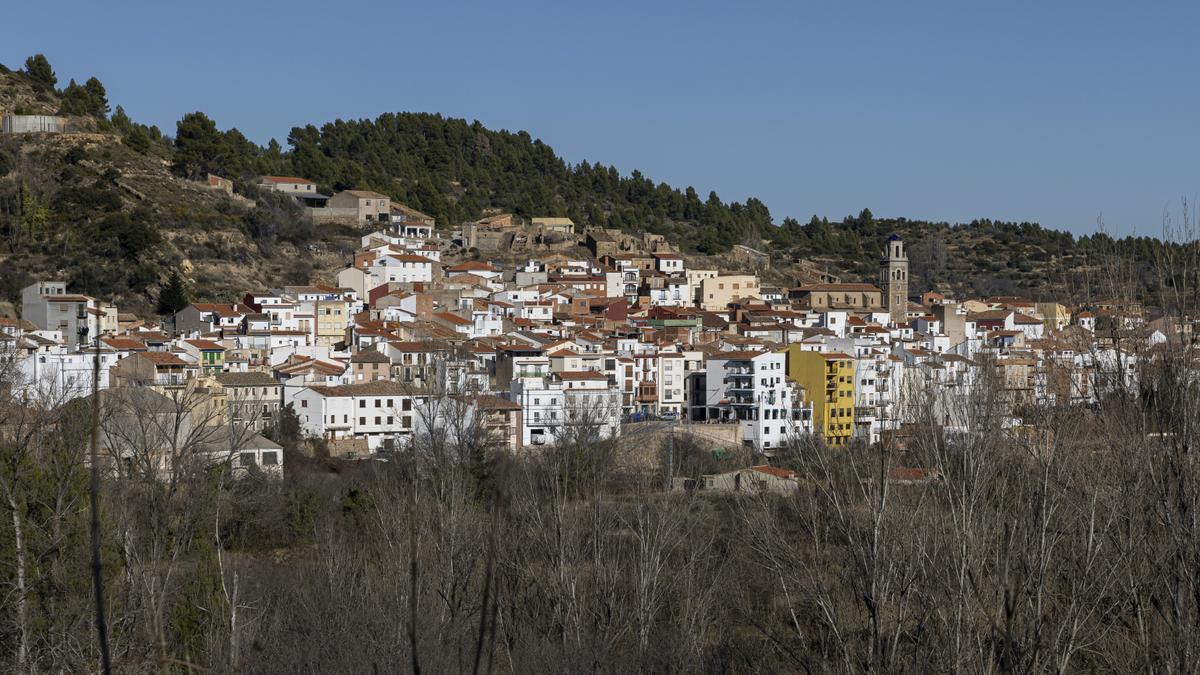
968, 310, 1012, 321
447, 261, 499, 272
215, 372, 279, 387
101, 337, 146, 350
139, 352, 190, 366
307, 381, 415, 397
350, 350, 391, 363
751, 465, 798, 479
386, 253, 435, 263
553, 370, 609, 381
889, 467, 939, 482
341, 189, 389, 199
796, 283, 880, 293
462, 394, 521, 411
388, 340, 446, 353
434, 312, 471, 326
186, 339, 226, 351
275, 356, 346, 376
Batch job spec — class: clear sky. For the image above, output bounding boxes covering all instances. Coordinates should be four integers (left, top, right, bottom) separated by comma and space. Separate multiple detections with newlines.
4, 0, 1198, 236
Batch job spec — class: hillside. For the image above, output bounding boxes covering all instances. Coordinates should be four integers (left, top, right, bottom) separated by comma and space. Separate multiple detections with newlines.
0, 64, 362, 316
0, 55, 1186, 315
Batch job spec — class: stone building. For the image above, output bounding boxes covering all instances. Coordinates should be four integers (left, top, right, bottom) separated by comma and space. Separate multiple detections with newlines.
881, 234, 909, 326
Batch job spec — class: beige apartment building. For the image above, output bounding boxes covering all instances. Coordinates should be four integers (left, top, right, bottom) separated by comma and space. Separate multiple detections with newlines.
328, 190, 391, 226
699, 274, 760, 311
314, 299, 350, 347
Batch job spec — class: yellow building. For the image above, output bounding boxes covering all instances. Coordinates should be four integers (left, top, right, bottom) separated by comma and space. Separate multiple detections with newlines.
1035, 302, 1071, 331
315, 299, 350, 347
780, 346, 856, 446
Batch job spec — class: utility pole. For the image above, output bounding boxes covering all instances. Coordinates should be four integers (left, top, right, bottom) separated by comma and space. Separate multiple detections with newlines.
80, 307, 111, 674
665, 427, 674, 492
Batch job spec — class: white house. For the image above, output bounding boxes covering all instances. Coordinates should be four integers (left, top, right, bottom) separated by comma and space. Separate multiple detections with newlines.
293, 381, 422, 453
509, 371, 621, 446
653, 252, 685, 275
697, 350, 810, 451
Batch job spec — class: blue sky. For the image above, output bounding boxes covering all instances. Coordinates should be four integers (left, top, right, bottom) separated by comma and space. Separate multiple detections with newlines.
4, 0, 1198, 236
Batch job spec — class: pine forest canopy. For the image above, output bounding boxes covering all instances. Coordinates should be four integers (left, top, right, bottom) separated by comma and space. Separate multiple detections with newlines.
179, 110, 1177, 262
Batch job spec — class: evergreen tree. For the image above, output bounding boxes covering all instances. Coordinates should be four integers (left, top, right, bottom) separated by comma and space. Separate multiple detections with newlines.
125, 126, 150, 153
110, 105, 132, 132
156, 270, 188, 315
172, 112, 225, 179
23, 54, 56, 90
59, 79, 86, 115
83, 77, 109, 117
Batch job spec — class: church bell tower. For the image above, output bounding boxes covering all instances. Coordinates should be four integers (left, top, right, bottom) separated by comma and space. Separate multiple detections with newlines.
881, 234, 908, 326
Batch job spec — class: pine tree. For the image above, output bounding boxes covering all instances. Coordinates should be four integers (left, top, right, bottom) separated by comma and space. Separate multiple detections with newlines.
156, 270, 188, 315
83, 77, 109, 117
172, 112, 225, 179
22, 54, 56, 90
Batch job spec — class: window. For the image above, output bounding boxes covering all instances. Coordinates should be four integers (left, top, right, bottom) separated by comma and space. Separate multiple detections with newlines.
359, 417, 366, 425
374, 416, 381, 425
374, 399, 381, 408
359, 400, 366, 408
261, 451, 279, 465
301, 400, 308, 408
239, 452, 256, 467
402, 399, 412, 411
387, 416, 394, 425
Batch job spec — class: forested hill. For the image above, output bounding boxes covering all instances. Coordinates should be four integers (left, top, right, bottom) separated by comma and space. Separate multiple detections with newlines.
181, 111, 777, 255
182, 107, 1178, 296
0, 54, 1187, 312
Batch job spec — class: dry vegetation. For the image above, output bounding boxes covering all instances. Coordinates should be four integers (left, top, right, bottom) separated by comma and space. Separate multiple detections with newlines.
1, 315, 1199, 672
